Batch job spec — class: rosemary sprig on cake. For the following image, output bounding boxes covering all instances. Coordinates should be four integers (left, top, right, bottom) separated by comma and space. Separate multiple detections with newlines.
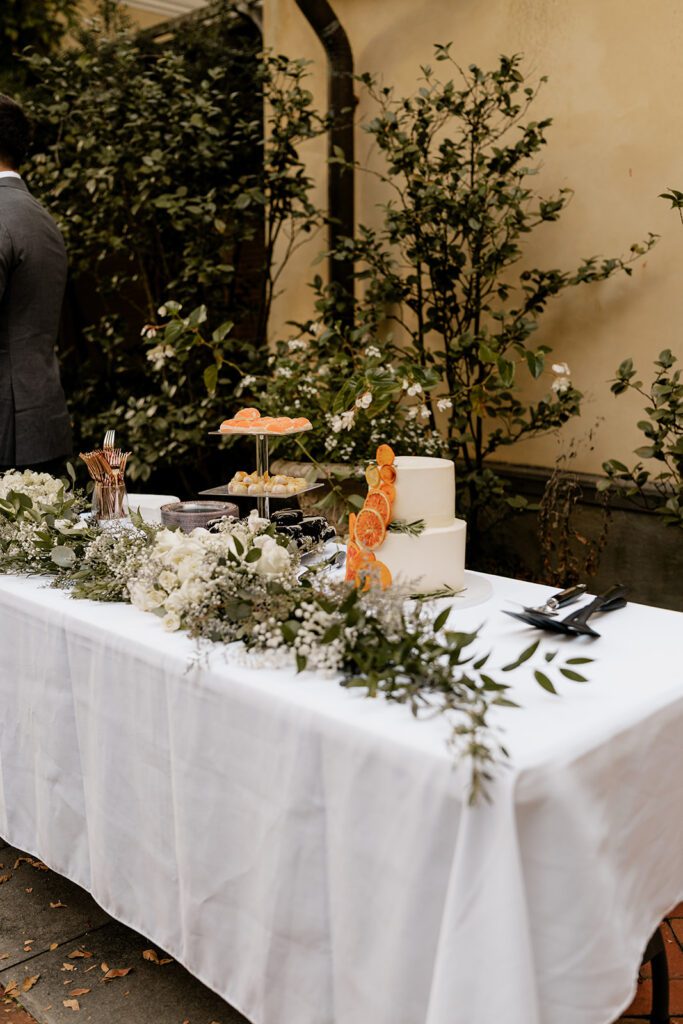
387, 518, 425, 536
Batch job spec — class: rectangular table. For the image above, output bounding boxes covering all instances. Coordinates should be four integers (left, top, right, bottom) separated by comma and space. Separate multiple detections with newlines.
0, 570, 682, 1024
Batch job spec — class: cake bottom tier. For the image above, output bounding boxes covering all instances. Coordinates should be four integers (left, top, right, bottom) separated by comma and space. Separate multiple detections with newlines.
380, 518, 467, 593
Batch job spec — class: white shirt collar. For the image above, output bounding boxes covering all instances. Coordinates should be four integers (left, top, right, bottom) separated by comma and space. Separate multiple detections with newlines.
0, 171, 21, 179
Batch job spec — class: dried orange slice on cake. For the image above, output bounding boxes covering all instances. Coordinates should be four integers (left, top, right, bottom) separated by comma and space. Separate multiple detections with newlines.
365, 464, 381, 489
364, 490, 391, 525
379, 463, 396, 484
355, 557, 392, 591
379, 481, 396, 504
376, 444, 395, 467
355, 507, 386, 551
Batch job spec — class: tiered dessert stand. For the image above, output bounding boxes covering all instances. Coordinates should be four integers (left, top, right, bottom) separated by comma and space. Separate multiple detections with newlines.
201, 423, 322, 519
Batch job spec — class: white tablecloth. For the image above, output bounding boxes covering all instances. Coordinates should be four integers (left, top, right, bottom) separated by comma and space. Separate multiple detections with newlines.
0, 571, 682, 1024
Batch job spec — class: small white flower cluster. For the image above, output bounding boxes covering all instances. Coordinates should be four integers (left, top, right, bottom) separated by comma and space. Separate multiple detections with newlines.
355, 391, 373, 410
275, 366, 293, 379
329, 409, 356, 434
0, 470, 63, 507
406, 382, 423, 397
288, 337, 308, 352
250, 599, 355, 674
436, 397, 453, 412
146, 344, 175, 371
551, 361, 572, 395
140, 324, 158, 339
364, 344, 381, 359
236, 374, 257, 395
2, 518, 43, 567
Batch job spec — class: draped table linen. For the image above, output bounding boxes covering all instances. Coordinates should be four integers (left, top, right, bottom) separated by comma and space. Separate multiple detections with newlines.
0, 571, 682, 1024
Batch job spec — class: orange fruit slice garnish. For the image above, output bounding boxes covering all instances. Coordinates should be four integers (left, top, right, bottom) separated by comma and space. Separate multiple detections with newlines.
355, 507, 386, 551
379, 464, 396, 484
345, 539, 363, 581
355, 557, 392, 591
348, 511, 357, 542
234, 407, 260, 421
364, 490, 391, 525
365, 464, 381, 489
376, 444, 395, 466
379, 482, 396, 503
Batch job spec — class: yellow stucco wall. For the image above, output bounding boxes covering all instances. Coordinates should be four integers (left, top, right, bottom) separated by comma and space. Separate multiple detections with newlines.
265, 0, 683, 475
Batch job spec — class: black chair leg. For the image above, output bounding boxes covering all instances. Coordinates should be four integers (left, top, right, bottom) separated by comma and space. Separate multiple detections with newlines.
645, 926, 670, 1024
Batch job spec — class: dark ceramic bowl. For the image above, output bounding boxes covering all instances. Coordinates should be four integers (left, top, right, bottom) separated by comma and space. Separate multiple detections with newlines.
160, 500, 239, 533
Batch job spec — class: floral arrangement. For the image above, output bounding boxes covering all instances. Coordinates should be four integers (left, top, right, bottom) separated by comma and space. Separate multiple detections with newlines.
0, 469, 588, 802
0, 469, 91, 573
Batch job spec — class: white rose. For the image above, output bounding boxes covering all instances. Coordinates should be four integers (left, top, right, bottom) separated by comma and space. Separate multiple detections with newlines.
176, 553, 204, 582
162, 610, 181, 632
254, 537, 291, 575
158, 570, 177, 592
129, 582, 165, 612
155, 529, 184, 554
246, 511, 269, 534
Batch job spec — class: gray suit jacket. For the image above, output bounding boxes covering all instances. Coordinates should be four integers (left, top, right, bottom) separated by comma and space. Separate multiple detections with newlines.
0, 177, 71, 466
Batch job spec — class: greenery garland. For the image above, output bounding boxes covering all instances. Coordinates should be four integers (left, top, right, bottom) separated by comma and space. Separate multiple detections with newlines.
0, 470, 589, 802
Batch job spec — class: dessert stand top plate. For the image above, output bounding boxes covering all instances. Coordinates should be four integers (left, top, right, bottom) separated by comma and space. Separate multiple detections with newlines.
199, 482, 324, 498
208, 424, 313, 437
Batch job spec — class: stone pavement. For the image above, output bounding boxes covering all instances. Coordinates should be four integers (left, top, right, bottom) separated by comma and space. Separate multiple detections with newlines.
2, 835, 683, 1023
0, 838, 248, 1024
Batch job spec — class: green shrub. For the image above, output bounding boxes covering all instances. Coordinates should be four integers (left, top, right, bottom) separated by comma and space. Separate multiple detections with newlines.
21, 1, 324, 486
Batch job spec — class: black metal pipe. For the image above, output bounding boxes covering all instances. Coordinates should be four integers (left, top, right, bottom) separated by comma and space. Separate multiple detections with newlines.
294, 0, 355, 313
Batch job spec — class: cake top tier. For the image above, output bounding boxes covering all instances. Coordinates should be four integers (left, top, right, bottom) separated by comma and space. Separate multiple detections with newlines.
391, 456, 456, 529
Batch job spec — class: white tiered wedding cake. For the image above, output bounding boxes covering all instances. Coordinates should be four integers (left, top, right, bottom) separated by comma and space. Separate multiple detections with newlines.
380, 456, 467, 592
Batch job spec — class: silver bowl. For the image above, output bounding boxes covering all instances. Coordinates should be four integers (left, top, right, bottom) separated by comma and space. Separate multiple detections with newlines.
160, 500, 239, 533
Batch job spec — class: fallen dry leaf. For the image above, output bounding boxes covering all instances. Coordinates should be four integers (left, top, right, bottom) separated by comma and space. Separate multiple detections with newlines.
3, 980, 18, 999
22, 975, 40, 993
103, 967, 133, 981
25, 887, 33, 894
0, 875, 10, 885
68, 949, 93, 959
182, 1019, 190, 1024
23, 938, 34, 944
13, 856, 48, 871
68, 988, 90, 997
50, 901, 67, 909
49, 942, 58, 951
63, 998, 80, 1011
61, 963, 76, 972
0, 953, 9, 960
100, 962, 109, 973
142, 948, 173, 965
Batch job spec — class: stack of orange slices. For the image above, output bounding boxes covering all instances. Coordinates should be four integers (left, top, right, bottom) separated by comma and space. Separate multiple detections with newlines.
345, 444, 396, 590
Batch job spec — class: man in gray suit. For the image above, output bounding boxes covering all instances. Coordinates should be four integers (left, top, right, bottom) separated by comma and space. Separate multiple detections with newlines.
0, 94, 71, 472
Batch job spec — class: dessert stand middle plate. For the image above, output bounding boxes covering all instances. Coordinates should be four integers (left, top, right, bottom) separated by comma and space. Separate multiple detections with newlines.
206, 424, 317, 519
